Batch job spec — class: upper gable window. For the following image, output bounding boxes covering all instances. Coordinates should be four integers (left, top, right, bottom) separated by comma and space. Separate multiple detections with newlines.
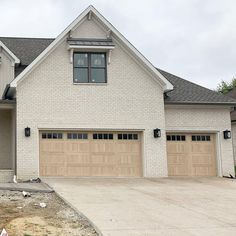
73, 52, 107, 83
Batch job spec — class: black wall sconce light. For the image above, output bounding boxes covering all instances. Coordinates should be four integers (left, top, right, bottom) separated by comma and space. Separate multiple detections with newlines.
223, 130, 231, 139
153, 128, 161, 138
25, 127, 31, 137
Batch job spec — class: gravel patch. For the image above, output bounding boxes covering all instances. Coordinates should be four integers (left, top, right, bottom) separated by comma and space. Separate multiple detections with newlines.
0, 190, 98, 236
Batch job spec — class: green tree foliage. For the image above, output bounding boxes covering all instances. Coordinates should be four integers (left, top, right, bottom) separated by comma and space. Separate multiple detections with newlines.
216, 78, 236, 94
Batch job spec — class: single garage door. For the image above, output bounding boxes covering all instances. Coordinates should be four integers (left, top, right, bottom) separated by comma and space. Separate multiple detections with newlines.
40, 131, 142, 177
167, 133, 216, 176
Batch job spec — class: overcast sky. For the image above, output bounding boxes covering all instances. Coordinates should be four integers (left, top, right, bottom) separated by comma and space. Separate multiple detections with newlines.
0, 0, 235, 89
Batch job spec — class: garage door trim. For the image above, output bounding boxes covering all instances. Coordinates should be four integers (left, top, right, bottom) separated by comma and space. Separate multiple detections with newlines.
39, 130, 143, 177
166, 132, 217, 177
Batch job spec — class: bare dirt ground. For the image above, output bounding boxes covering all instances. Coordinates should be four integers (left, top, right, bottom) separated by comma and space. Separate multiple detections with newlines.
0, 190, 98, 236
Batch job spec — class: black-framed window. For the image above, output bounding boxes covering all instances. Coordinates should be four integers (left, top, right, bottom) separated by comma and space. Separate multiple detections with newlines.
42, 133, 63, 139
166, 135, 186, 141
192, 135, 211, 141
93, 133, 113, 140
67, 133, 88, 139
73, 52, 107, 83
118, 133, 138, 140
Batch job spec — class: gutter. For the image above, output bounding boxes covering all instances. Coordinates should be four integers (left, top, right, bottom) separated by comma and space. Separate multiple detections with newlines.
2, 84, 16, 100
164, 101, 236, 106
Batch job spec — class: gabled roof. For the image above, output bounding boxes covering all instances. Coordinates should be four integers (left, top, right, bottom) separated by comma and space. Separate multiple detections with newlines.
1, 5, 235, 106
1, 37, 236, 105
0, 40, 20, 64
7, 5, 173, 91
158, 68, 236, 105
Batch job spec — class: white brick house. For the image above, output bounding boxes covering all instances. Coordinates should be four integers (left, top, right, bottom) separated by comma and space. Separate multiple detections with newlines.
0, 6, 235, 182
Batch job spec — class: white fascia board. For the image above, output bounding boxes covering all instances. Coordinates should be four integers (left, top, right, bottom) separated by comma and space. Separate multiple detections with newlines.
10, 5, 173, 91
0, 41, 20, 64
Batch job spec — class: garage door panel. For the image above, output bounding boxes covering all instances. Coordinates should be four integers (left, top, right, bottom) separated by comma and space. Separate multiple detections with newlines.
40, 131, 142, 177
191, 144, 213, 153
40, 154, 65, 165
192, 166, 213, 176
91, 142, 115, 153
168, 165, 188, 176
67, 166, 90, 176
167, 133, 216, 177
167, 154, 187, 164
41, 142, 64, 153
41, 165, 66, 176
67, 154, 90, 164
192, 155, 213, 165
90, 154, 117, 164
119, 154, 139, 165
90, 166, 117, 176
117, 167, 138, 176
116, 143, 140, 153
65, 142, 90, 153
167, 143, 188, 154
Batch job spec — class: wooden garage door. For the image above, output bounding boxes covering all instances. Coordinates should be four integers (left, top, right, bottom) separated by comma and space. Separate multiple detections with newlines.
39, 131, 142, 177
167, 133, 216, 176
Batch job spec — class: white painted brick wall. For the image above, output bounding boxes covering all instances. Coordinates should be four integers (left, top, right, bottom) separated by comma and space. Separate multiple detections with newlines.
16, 18, 167, 179
165, 105, 235, 176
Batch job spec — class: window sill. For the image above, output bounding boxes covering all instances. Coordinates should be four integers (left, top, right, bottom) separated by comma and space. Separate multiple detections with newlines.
73, 83, 108, 86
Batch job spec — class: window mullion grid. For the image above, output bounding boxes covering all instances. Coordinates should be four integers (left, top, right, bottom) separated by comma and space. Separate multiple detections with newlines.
88, 53, 91, 83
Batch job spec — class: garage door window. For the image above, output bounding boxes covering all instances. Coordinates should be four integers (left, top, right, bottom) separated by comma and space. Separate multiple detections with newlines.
118, 133, 138, 140
167, 135, 185, 141
93, 133, 113, 140
42, 133, 63, 139
67, 133, 88, 139
192, 135, 210, 141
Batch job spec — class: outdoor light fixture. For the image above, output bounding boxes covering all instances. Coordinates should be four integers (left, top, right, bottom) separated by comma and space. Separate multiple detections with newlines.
25, 127, 31, 137
223, 130, 231, 139
153, 128, 161, 138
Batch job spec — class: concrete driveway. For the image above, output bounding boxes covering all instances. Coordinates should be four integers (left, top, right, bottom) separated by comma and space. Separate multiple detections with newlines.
45, 178, 236, 236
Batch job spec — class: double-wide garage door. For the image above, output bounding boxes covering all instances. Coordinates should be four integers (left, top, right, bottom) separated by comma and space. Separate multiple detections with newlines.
167, 133, 217, 176
40, 131, 142, 177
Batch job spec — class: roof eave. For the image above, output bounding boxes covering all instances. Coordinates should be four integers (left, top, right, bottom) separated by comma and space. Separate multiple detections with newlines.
164, 101, 236, 106
0, 41, 20, 64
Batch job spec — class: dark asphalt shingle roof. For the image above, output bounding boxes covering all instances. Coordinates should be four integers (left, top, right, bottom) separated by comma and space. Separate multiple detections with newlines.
1, 37, 235, 105
0, 37, 54, 65
67, 38, 115, 47
157, 68, 236, 104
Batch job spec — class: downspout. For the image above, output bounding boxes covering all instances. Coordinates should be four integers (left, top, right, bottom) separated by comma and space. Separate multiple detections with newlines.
14, 106, 17, 177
